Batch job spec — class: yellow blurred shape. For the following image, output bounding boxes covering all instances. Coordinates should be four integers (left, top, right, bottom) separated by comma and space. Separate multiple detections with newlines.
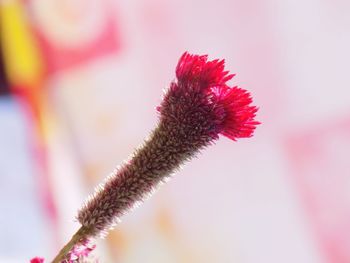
0, 0, 43, 86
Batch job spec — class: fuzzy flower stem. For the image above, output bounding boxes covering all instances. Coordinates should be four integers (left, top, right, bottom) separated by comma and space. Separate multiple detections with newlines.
78, 120, 215, 237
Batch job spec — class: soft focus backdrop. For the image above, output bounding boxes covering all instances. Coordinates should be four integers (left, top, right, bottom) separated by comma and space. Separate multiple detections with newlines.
1, 0, 350, 262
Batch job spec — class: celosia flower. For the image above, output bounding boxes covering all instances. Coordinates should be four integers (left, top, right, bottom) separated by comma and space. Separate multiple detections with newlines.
77, 52, 259, 237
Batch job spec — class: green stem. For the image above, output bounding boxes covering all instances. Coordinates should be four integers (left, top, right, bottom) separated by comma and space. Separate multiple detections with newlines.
51, 226, 91, 263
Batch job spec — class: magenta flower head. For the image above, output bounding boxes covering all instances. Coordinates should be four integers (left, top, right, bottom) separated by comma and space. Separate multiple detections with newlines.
77, 52, 259, 238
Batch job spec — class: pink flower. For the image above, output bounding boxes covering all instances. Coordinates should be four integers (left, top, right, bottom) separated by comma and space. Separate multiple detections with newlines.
31, 239, 96, 263
77, 52, 259, 237
67, 238, 97, 262
159, 52, 259, 141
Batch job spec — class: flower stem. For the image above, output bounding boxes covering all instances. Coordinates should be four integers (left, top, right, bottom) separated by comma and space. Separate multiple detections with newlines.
51, 226, 90, 263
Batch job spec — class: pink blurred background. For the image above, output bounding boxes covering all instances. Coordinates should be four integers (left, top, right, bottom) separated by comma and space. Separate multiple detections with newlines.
1, 0, 350, 262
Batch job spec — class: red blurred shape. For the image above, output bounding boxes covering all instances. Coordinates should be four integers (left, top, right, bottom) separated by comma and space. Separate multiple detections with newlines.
30, 257, 44, 263
27, 0, 121, 73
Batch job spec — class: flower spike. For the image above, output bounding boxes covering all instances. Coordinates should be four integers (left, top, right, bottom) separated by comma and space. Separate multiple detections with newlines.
48, 52, 259, 263
77, 52, 259, 238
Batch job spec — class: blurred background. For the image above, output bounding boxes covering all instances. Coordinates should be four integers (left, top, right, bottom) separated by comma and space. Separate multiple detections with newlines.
0, 0, 349, 262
